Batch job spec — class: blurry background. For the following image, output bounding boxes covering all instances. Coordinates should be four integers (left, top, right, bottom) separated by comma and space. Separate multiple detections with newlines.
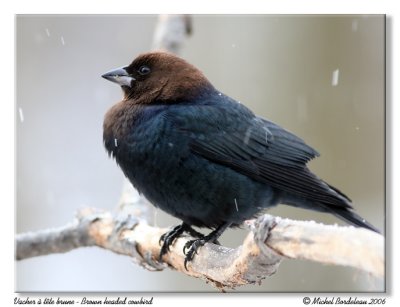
16, 15, 384, 292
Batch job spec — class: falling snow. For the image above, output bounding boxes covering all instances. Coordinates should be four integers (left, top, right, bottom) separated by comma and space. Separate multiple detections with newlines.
153, 209, 158, 227
331, 69, 339, 86
114, 138, 118, 147
263, 126, 272, 144
61, 36, 65, 45
243, 127, 252, 145
234, 198, 239, 212
351, 20, 358, 32
45, 28, 50, 37
18, 107, 24, 123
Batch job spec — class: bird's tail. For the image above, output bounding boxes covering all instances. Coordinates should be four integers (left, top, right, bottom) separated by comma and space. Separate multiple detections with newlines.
320, 181, 381, 233
281, 189, 381, 234
321, 204, 381, 234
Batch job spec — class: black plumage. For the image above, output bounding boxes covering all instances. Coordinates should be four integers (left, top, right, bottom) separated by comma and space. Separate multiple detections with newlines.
102, 51, 379, 268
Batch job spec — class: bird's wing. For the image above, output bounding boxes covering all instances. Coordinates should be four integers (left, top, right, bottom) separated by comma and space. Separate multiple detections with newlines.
165, 101, 351, 208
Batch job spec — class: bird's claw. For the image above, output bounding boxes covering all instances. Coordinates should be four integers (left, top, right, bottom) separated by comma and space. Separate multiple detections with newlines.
158, 232, 168, 246
159, 234, 175, 260
159, 241, 170, 261
183, 238, 206, 270
159, 223, 220, 268
182, 239, 193, 255
159, 224, 185, 261
213, 239, 221, 245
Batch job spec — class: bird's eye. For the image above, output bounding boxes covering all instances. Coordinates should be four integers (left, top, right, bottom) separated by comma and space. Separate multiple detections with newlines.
138, 65, 151, 75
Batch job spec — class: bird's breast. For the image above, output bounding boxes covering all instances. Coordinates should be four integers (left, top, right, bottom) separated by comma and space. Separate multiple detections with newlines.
103, 104, 189, 190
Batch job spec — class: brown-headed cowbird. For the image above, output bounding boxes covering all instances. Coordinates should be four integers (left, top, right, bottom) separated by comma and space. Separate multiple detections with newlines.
102, 52, 379, 268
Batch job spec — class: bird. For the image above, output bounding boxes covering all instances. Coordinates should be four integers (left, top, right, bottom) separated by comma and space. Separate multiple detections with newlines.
102, 51, 379, 269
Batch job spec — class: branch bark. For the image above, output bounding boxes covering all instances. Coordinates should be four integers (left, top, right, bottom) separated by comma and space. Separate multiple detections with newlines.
16, 208, 384, 290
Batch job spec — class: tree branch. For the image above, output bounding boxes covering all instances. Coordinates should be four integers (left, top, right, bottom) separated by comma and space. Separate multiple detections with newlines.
152, 14, 192, 53
16, 208, 384, 290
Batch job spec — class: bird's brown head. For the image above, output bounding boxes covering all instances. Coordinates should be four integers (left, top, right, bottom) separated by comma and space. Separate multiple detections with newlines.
102, 52, 215, 104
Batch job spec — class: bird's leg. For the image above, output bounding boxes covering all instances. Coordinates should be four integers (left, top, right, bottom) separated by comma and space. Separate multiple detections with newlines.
183, 222, 231, 270
180, 225, 222, 244
159, 223, 204, 261
181, 224, 205, 239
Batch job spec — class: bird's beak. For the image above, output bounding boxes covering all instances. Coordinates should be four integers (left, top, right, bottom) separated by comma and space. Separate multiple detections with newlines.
101, 66, 135, 87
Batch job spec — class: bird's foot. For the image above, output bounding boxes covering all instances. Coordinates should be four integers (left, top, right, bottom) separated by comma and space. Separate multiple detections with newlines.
159, 223, 204, 261
182, 222, 231, 270
159, 224, 185, 261
183, 238, 206, 270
